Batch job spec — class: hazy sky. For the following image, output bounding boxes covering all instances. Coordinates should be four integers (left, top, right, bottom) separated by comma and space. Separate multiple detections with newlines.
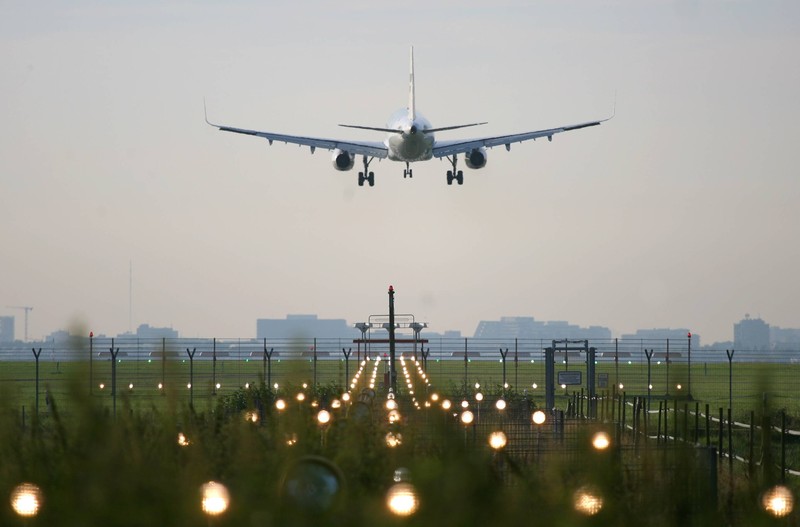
2, 1, 799, 343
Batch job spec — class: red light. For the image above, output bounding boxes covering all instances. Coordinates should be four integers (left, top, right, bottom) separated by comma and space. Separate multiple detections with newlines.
687, 332, 692, 338
389, 285, 394, 292
89, 331, 94, 338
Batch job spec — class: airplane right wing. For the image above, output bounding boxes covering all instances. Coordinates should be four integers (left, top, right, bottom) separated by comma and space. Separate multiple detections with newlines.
205, 109, 388, 159
432, 118, 610, 158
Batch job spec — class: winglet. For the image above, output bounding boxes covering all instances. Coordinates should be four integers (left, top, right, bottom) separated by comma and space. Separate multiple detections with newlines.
408, 46, 416, 121
204, 97, 217, 127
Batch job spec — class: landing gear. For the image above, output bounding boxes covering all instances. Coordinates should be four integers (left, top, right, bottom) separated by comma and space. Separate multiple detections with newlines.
358, 155, 375, 187
445, 156, 464, 185
403, 162, 413, 178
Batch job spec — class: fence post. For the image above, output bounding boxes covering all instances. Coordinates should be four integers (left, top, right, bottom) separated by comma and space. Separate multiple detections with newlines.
463, 338, 468, 392
263, 341, 273, 388
781, 410, 786, 483
726, 349, 735, 413
514, 338, 519, 389
89, 333, 94, 395
727, 408, 733, 470
31, 348, 42, 414
110, 339, 120, 417
748, 410, 755, 477
718, 407, 724, 460
212, 338, 217, 395
186, 347, 196, 407
500, 348, 508, 391
342, 347, 352, 389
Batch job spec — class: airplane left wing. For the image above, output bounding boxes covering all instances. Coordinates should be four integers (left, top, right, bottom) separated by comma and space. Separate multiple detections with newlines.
206, 111, 388, 159
432, 118, 610, 158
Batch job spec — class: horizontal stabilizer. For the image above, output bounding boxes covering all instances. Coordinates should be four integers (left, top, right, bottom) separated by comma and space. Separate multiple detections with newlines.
339, 124, 403, 134
425, 122, 487, 133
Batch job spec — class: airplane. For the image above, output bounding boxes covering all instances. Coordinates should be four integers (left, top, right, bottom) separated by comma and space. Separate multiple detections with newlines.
205, 47, 612, 187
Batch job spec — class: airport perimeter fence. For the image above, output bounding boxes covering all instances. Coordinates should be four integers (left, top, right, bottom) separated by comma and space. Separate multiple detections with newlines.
2, 336, 799, 419
3, 336, 799, 486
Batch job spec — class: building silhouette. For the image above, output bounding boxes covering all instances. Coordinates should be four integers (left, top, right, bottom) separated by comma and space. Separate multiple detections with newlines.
472, 316, 611, 340
256, 314, 354, 340
0, 316, 14, 343
733, 314, 770, 351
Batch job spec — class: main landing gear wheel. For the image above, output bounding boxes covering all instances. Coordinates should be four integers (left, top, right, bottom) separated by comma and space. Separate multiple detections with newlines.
358, 156, 375, 187
445, 156, 464, 186
357, 172, 375, 187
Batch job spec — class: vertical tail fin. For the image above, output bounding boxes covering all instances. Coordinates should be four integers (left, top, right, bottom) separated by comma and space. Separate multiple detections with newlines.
408, 46, 416, 121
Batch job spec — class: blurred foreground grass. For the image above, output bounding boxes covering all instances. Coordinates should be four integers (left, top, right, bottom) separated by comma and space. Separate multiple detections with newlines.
1, 377, 798, 526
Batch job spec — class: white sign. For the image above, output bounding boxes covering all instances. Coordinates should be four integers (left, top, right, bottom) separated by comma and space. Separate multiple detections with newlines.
558, 370, 582, 385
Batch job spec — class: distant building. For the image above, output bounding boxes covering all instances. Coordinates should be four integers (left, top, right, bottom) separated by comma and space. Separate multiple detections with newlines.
256, 315, 354, 340
734, 315, 770, 351
0, 316, 14, 343
472, 316, 611, 340
620, 328, 700, 348
135, 324, 178, 339
770, 326, 800, 349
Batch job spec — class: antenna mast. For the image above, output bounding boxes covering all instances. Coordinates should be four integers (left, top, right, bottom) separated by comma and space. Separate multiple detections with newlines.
7, 306, 33, 342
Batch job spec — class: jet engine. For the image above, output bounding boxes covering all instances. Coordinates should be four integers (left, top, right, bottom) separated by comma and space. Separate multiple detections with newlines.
332, 149, 355, 171
465, 147, 487, 169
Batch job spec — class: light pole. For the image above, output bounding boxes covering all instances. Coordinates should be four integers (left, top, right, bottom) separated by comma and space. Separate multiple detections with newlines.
388, 286, 397, 394
410, 322, 427, 362
354, 322, 370, 361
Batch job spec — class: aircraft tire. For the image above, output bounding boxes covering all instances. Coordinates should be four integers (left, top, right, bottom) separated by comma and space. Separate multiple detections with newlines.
368, 172, 375, 186
358, 172, 365, 186
457, 170, 464, 185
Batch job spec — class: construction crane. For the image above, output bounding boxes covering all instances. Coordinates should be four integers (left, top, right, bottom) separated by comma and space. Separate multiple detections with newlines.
7, 306, 33, 342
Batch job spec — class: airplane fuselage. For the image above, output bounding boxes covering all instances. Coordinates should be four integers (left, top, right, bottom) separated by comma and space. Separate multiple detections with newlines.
385, 109, 434, 162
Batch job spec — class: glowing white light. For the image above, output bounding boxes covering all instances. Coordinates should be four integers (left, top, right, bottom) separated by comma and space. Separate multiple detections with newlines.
201, 481, 230, 516
677, 384, 682, 390
618, 383, 624, 390
489, 431, 507, 450
385, 432, 403, 448
386, 483, 419, 516
178, 432, 190, 446
460, 400, 469, 409
762, 485, 794, 517
158, 383, 163, 390
342, 392, 351, 402
431, 393, 439, 402
495, 398, 507, 411
461, 410, 474, 425
532, 383, 538, 389
592, 431, 611, 450
317, 409, 331, 425
475, 392, 484, 402
10, 483, 42, 517
441, 399, 452, 410
296, 392, 305, 402
99, 383, 105, 390
532, 410, 546, 425
187, 383, 192, 389
275, 399, 286, 411
573, 486, 603, 516
215, 383, 221, 390
331, 399, 341, 409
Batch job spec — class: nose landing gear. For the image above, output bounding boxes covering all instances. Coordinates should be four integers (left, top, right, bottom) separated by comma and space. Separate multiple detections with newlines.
403, 162, 413, 178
